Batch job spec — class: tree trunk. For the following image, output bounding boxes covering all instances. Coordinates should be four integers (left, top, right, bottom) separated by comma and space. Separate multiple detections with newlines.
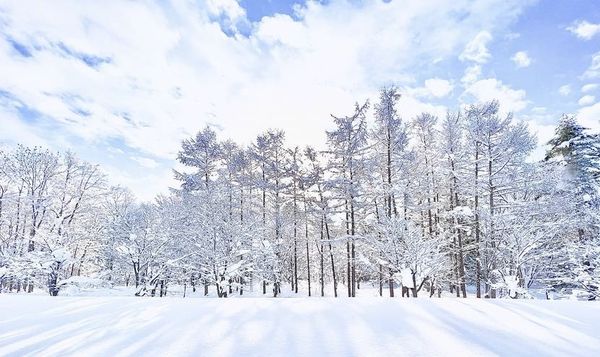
48, 264, 60, 296
345, 200, 351, 298
412, 272, 418, 298
351, 240, 356, 297
320, 219, 325, 297
329, 241, 337, 298
326, 220, 338, 297
293, 193, 299, 294
379, 264, 383, 297
388, 267, 394, 297
306, 236, 311, 297
488, 150, 496, 299
475, 141, 482, 298
350, 199, 356, 298
457, 222, 467, 297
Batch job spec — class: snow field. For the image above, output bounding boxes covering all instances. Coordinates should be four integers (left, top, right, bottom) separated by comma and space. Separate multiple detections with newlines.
1, 296, 599, 356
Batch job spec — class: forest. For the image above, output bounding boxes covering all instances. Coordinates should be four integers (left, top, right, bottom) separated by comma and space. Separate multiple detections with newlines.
1, 88, 599, 300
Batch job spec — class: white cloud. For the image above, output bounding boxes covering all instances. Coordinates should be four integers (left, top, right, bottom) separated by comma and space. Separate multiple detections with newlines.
102, 164, 175, 201
463, 78, 528, 113
559, 85, 571, 96
132, 156, 160, 169
531, 106, 546, 114
578, 101, 600, 133
583, 51, 600, 79
0, 107, 52, 148
0, 0, 534, 199
405, 78, 453, 102
582, 83, 599, 93
459, 31, 493, 64
205, 0, 250, 35
396, 95, 447, 122
107, 146, 125, 155
578, 95, 596, 106
525, 119, 556, 161
461, 65, 482, 85
567, 20, 600, 40
423, 78, 453, 98
511, 51, 531, 68
206, 0, 245, 20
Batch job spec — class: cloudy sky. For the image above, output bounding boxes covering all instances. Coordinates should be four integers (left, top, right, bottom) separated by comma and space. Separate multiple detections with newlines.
1, 0, 600, 200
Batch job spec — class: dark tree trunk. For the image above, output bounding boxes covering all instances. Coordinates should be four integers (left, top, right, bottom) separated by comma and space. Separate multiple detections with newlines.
48, 266, 60, 296
351, 240, 356, 297
488, 151, 497, 299
320, 219, 325, 297
159, 280, 166, 297
412, 272, 418, 297
475, 142, 482, 299
379, 264, 383, 297
388, 267, 394, 297
326, 221, 337, 298
350, 198, 356, 298
346, 243, 351, 297
306, 239, 311, 297
293, 195, 298, 294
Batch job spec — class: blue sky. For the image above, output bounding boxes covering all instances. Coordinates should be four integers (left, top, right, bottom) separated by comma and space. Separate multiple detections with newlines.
1, 0, 600, 200
241, 0, 299, 22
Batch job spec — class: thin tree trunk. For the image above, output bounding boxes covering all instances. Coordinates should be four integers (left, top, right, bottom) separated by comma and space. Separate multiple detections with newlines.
320, 218, 325, 297
306, 218, 311, 297
345, 200, 351, 298
475, 141, 482, 298
379, 264, 383, 297
293, 188, 298, 294
388, 267, 394, 297
412, 272, 418, 298
488, 148, 496, 299
349, 197, 356, 298
454, 189, 467, 298
329, 240, 337, 298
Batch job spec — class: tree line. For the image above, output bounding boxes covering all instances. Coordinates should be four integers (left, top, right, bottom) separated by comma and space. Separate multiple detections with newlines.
1, 88, 599, 299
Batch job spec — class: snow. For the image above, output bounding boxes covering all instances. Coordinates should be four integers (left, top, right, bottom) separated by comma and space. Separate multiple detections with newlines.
51, 248, 71, 263
451, 205, 473, 217
400, 268, 414, 288
1, 296, 599, 356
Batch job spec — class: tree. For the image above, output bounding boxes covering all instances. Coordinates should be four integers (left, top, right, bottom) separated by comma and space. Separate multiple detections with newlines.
465, 100, 535, 298
545, 114, 600, 299
440, 111, 468, 298
327, 101, 370, 297
371, 87, 411, 296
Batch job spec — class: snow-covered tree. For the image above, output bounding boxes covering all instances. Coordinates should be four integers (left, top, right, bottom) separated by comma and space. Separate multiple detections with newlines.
545, 114, 600, 299
326, 101, 370, 297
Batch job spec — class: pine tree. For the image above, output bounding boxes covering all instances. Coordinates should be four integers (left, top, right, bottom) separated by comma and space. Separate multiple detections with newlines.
545, 114, 600, 299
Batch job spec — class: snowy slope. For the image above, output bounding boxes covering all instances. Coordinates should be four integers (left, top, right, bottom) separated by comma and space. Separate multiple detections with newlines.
1, 296, 599, 357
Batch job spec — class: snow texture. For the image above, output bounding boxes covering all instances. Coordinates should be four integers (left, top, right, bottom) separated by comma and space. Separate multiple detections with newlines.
1, 296, 599, 356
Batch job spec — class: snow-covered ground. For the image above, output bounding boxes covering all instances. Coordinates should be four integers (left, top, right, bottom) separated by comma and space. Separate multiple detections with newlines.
1, 295, 599, 357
